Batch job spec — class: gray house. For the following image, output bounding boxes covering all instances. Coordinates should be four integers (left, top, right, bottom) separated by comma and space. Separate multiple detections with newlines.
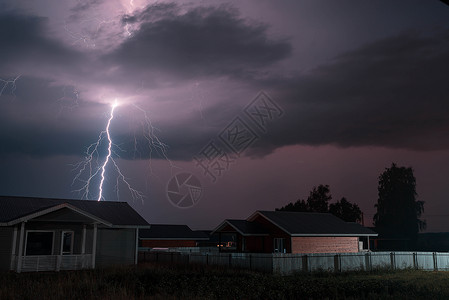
0, 196, 150, 272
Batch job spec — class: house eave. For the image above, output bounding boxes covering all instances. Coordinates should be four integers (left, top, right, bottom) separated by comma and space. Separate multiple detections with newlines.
108, 225, 151, 229
211, 219, 268, 237
140, 237, 209, 240
2, 203, 113, 227
291, 233, 378, 237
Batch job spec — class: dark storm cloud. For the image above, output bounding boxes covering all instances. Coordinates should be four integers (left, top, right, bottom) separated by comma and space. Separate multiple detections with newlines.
248, 30, 449, 155
70, 0, 103, 14
0, 76, 110, 158
3, 5, 449, 162
0, 13, 83, 71
108, 4, 292, 80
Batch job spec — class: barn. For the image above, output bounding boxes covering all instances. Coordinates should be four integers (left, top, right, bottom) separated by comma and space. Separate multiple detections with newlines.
212, 211, 377, 254
0, 196, 150, 272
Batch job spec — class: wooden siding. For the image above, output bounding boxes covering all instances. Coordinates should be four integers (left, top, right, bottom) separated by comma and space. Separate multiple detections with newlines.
0, 227, 13, 270
96, 228, 136, 266
244, 236, 265, 253
291, 236, 359, 254
141, 240, 197, 248
251, 215, 291, 253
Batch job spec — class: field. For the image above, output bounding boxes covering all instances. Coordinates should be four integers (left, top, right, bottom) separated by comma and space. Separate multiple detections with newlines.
2, 263, 449, 299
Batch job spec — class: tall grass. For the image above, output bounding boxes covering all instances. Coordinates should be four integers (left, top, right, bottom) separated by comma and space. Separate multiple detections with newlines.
1, 263, 449, 299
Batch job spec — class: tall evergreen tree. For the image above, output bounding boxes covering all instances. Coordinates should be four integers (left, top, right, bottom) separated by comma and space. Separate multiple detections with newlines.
373, 163, 426, 241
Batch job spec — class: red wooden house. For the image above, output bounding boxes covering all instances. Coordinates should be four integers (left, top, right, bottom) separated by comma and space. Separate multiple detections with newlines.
212, 211, 377, 254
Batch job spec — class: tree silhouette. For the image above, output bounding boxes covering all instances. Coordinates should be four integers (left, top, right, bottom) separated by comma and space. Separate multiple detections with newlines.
329, 197, 362, 223
373, 163, 426, 243
276, 184, 331, 212
277, 184, 363, 223
306, 184, 332, 213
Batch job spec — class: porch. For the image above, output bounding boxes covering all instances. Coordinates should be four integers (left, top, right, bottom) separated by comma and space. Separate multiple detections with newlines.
11, 254, 93, 272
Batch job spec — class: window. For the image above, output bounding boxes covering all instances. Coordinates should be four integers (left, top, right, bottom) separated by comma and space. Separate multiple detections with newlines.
25, 231, 54, 255
218, 233, 237, 250
61, 231, 74, 255
273, 238, 285, 253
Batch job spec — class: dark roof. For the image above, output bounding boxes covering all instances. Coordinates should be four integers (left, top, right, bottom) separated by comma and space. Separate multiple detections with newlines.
223, 220, 269, 236
0, 195, 149, 226
140, 224, 210, 240
254, 211, 377, 236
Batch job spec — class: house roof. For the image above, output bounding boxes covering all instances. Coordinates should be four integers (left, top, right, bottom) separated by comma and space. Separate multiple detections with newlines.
0, 195, 150, 227
140, 224, 210, 240
212, 219, 269, 236
248, 211, 377, 237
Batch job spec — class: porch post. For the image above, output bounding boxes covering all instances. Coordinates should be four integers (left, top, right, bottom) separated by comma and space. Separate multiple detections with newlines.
16, 222, 25, 273
10, 226, 18, 270
134, 228, 139, 265
81, 225, 86, 254
92, 223, 97, 268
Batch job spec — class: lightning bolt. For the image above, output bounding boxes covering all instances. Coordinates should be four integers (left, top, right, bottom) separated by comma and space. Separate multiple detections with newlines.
132, 103, 176, 173
0, 75, 21, 97
72, 100, 176, 203
72, 100, 144, 202
97, 101, 117, 201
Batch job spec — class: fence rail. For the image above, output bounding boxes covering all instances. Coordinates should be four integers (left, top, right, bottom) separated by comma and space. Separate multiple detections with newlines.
139, 251, 449, 274
11, 254, 93, 272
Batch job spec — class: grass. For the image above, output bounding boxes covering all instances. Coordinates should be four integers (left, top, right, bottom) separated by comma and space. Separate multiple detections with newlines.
2, 263, 449, 299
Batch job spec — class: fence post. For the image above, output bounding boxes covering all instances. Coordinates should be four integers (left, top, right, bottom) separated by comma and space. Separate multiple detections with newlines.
229, 253, 232, 267
413, 252, 417, 269
302, 255, 308, 272
334, 254, 340, 272
390, 252, 395, 269
206, 253, 209, 266
249, 254, 252, 270
365, 253, 371, 271
433, 252, 438, 271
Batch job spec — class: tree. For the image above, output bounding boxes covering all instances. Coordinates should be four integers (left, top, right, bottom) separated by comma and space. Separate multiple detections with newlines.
277, 184, 363, 223
306, 184, 332, 213
276, 184, 331, 213
329, 197, 362, 223
373, 163, 426, 241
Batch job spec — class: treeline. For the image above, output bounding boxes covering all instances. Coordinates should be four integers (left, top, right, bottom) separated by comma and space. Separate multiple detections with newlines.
276, 184, 362, 223
276, 163, 426, 250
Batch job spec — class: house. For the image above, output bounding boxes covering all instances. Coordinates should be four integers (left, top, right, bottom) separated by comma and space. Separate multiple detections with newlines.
0, 195, 150, 272
212, 211, 377, 254
139, 224, 210, 248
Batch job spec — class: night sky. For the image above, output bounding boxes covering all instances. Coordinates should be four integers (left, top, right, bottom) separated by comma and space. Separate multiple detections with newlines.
1, 0, 449, 231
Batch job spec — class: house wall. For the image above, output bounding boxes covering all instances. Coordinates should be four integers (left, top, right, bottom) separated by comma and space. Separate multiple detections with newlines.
291, 236, 359, 253
96, 228, 136, 267
141, 240, 197, 248
244, 236, 266, 253
0, 227, 14, 270
251, 215, 291, 253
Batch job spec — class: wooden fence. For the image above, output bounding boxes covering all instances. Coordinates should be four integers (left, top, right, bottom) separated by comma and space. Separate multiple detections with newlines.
139, 251, 449, 275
